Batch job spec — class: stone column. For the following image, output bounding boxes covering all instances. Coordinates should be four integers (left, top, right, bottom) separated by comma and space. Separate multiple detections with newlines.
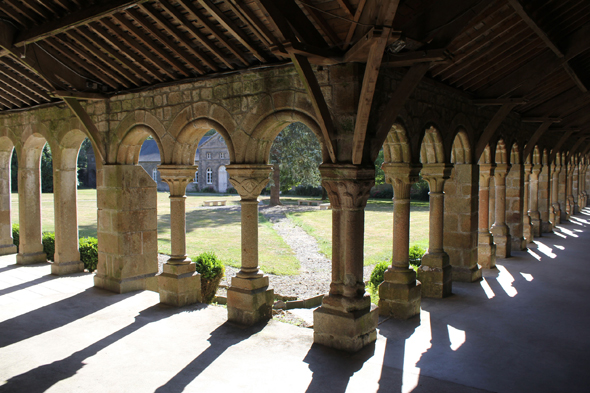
379, 163, 422, 318
539, 163, 552, 232
566, 164, 574, 219
51, 148, 83, 275
491, 164, 511, 258
558, 162, 567, 221
506, 163, 526, 250
529, 165, 542, 237
522, 164, 533, 243
489, 176, 495, 232
314, 164, 378, 352
582, 166, 588, 208
0, 148, 16, 256
158, 166, 201, 307
550, 163, 561, 226
16, 150, 46, 265
226, 164, 274, 326
418, 163, 453, 298
572, 165, 579, 214
443, 163, 481, 282
577, 166, 585, 210
478, 164, 496, 269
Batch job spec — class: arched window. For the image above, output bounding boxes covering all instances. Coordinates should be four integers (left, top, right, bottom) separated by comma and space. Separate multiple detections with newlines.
152, 168, 157, 181
206, 167, 212, 184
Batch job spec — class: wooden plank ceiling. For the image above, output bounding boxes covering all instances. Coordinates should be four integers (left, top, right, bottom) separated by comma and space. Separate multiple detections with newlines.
0, 0, 589, 152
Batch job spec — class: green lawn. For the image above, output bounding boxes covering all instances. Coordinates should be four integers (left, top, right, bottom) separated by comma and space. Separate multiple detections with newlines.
286, 199, 430, 266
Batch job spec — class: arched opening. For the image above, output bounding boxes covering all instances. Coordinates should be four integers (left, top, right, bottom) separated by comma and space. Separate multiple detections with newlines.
0, 137, 16, 255
190, 130, 231, 193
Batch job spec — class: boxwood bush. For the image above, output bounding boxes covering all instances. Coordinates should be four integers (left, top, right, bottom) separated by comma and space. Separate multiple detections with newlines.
193, 251, 225, 303
12, 224, 19, 252
79, 237, 98, 272
42, 232, 55, 261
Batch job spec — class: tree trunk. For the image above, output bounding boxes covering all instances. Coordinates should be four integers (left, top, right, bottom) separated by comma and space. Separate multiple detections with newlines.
270, 163, 281, 206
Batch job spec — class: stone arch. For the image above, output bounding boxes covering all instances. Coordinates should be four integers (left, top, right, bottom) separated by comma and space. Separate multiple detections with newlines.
111, 111, 167, 164
495, 139, 508, 164
542, 148, 549, 166
510, 143, 521, 165
479, 144, 493, 164
450, 129, 472, 164
447, 114, 475, 160
22, 132, 49, 168
420, 125, 445, 164
532, 146, 541, 165
56, 129, 88, 171
383, 122, 411, 164
245, 110, 328, 164
173, 117, 235, 165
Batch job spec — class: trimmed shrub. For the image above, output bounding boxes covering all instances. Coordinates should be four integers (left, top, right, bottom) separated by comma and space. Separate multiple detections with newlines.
294, 185, 322, 196
42, 232, 55, 261
12, 224, 19, 252
193, 251, 225, 303
369, 260, 389, 289
200, 186, 216, 193
410, 179, 430, 201
226, 187, 238, 194
79, 237, 98, 272
409, 245, 427, 269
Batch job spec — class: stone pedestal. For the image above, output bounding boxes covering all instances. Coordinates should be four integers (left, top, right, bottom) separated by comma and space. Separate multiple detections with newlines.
506, 163, 526, 250
523, 164, 534, 243
95, 165, 158, 293
558, 158, 567, 222
539, 163, 552, 233
379, 164, 422, 318
314, 164, 378, 351
478, 164, 496, 268
490, 164, 511, 258
158, 166, 201, 306
0, 147, 16, 256
529, 165, 542, 237
566, 163, 575, 219
226, 164, 274, 325
418, 163, 453, 298
573, 166, 580, 214
550, 164, 561, 226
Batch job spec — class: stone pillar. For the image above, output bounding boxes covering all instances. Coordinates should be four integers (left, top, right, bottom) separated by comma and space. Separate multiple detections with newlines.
379, 163, 422, 318
491, 164, 511, 258
572, 165, 579, 214
506, 163, 526, 250
529, 165, 542, 237
314, 164, 378, 352
16, 149, 46, 265
158, 166, 201, 307
226, 164, 274, 326
522, 164, 533, 243
478, 164, 496, 269
0, 148, 16, 256
95, 165, 158, 293
539, 163, 552, 232
577, 166, 585, 210
51, 148, 83, 275
443, 163, 481, 282
550, 163, 561, 226
489, 176, 495, 231
566, 164, 574, 219
418, 163, 453, 298
582, 166, 588, 208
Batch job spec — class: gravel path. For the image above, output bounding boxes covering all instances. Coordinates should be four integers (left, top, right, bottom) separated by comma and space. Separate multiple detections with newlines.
159, 204, 376, 300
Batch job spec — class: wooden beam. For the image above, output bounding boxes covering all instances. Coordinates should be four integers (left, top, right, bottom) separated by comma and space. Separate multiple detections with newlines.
563, 62, 588, 93
344, 27, 396, 63
522, 117, 561, 123
0, 67, 51, 102
474, 98, 528, 105
290, 53, 336, 163
272, 0, 328, 48
563, 22, 590, 61
550, 130, 575, 162
382, 49, 449, 67
523, 121, 553, 162
475, 104, 517, 161
228, 0, 284, 53
335, 0, 355, 19
569, 135, 588, 156
15, 0, 149, 47
343, 0, 366, 49
63, 97, 106, 162
300, 1, 341, 47
51, 90, 108, 100
371, 62, 431, 159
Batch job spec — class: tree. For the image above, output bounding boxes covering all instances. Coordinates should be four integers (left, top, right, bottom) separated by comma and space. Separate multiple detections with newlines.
375, 149, 385, 185
269, 122, 323, 205
10, 144, 53, 193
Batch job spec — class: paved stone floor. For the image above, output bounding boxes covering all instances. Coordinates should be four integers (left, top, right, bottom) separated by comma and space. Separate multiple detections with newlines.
2, 211, 590, 392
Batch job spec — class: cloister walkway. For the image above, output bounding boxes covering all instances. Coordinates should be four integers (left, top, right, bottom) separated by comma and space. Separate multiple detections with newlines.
1, 212, 590, 393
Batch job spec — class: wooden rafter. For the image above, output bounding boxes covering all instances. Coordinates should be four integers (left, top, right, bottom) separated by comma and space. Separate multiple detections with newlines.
343, 0, 366, 49
63, 97, 106, 162
523, 120, 554, 161
299, 1, 341, 47
475, 103, 517, 161
0, 67, 51, 102
227, 0, 283, 52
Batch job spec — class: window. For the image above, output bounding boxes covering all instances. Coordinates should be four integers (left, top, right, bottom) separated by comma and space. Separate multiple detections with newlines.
206, 168, 212, 184
220, 152, 224, 159
194, 170, 198, 182
206, 152, 211, 159
152, 168, 158, 181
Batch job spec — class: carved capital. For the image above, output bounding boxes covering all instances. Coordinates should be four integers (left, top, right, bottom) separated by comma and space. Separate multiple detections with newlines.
227, 164, 272, 200
320, 164, 375, 210
493, 163, 511, 178
531, 164, 542, 178
382, 163, 421, 199
421, 163, 453, 193
158, 165, 198, 197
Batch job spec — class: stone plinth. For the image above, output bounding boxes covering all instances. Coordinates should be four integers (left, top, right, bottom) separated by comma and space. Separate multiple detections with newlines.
159, 263, 201, 306
314, 303, 378, 353
95, 165, 158, 293
379, 163, 422, 318
529, 165, 542, 237
506, 164, 526, 251
491, 164, 512, 258
227, 276, 273, 325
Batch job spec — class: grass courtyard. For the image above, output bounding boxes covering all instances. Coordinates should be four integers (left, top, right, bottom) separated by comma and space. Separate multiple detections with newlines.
10, 190, 430, 275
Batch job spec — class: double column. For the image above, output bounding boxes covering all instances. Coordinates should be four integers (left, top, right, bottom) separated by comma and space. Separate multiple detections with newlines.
226, 164, 274, 326
418, 163, 453, 298
379, 163, 422, 318
522, 164, 533, 243
550, 163, 561, 226
490, 164, 511, 258
314, 164, 378, 352
0, 148, 16, 256
478, 164, 496, 269
157, 166, 201, 307
529, 164, 542, 237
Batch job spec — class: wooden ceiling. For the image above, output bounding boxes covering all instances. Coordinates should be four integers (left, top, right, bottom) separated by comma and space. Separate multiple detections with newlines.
0, 0, 589, 152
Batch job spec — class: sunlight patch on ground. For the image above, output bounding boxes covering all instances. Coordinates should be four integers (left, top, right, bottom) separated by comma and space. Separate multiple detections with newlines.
402, 310, 432, 393
555, 226, 578, 237
534, 241, 557, 259
570, 216, 589, 225
480, 277, 495, 299
527, 248, 542, 260
447, 325, 466, 351
554, 231, 567, 238
554, 245, 565, 250
496, 265, 517, 297
520, 272, 533, 281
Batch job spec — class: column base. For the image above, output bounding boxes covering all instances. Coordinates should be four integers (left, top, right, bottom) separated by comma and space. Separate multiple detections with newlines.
227, 276, 273, 326
16, 251, 47, 265
511, 237, 527, 251
94, 272, 158, 294
531, 218, 542, 237
451, 265, 482, 283
418, 252, 452, 298
378, 268, 421, 319
158, 263, 201, 307
0, 244, 17, 256
541, 221, 553, 233
491, 225, 511, 258
313, 303, 378, 352
51, 260, 84, 275
478, 232, 496, 269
